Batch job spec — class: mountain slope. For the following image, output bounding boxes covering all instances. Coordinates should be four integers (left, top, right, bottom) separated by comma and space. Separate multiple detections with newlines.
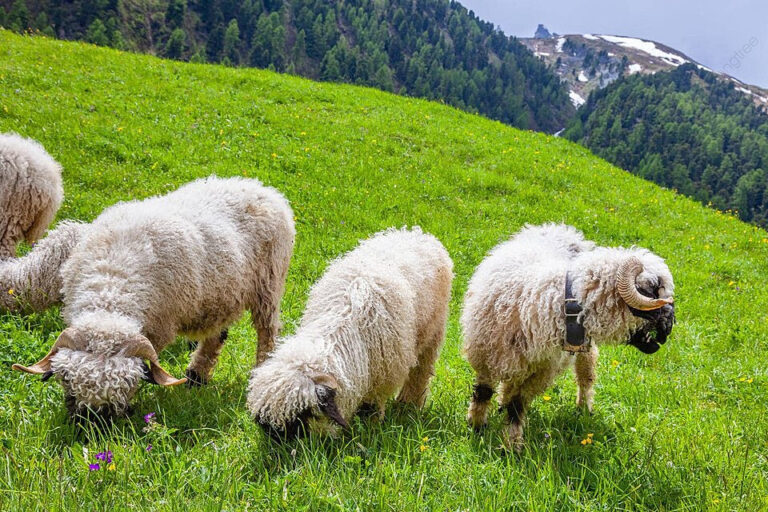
520, 32, 768, 110
1, 31, 767, 510
0, 0, 574, 132
564, 63, 768, 226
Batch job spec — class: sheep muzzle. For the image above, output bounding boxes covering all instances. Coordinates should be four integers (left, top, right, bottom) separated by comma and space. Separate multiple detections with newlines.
627, 303, 675, 354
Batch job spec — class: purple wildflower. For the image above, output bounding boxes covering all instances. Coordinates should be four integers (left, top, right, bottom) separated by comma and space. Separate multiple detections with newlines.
544, 433, 551, 440
144, 412, 156, 423
89, 463, 100, 471
95, 451, 113, 463
146, 444, 153, 452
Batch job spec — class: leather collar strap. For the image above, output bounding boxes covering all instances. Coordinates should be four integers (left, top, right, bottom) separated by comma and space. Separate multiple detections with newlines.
564, 272, 590, 353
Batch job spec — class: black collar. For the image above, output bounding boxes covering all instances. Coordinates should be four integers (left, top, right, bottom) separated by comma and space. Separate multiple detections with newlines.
563, 272, 590, 353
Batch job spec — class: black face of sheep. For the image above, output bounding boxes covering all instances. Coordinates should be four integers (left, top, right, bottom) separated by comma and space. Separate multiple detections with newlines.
257, 409, 314, 442
255, 384, 350, 442
627, 296, 676, 354
63, 390, 132, 425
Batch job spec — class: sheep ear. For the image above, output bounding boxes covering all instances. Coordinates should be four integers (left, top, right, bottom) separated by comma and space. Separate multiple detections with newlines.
12, 328, 79, 375
312, 374, 349, 429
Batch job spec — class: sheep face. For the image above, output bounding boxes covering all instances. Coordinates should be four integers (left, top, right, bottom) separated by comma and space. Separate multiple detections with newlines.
247, 363, 349, 442
51, 349, 145, 419
619, 253, 676, 354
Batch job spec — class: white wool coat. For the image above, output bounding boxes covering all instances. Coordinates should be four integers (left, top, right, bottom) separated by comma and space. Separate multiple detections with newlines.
37, 176, 294, 414
462, 224, 674, 385
0, 133, 63, 259
247, 227, 453, 432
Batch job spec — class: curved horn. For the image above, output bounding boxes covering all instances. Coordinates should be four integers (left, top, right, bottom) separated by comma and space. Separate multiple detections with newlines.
12, 328, 80, 375
617, 257, 673, 311
116, 336, 187, 387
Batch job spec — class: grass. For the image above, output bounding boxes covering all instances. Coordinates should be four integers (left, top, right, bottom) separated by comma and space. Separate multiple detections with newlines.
0, 30, 767, 510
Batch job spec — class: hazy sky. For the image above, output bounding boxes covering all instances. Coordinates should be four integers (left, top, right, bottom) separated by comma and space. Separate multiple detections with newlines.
459, 0, 768, 88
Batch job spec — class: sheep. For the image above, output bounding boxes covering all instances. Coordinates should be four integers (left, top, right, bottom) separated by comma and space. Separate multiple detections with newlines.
12, 176, 295, 420
0, 133, 64, 259
1, 221, 87, 312
246, 227, 453, 441
462, 224, 675, 449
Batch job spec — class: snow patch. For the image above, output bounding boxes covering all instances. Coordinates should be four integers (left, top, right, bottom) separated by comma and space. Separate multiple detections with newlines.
569, 90, 585, 107
535, 52, 551, 57
556, 37, 566, 52
598, 35, 688, 66
583, 34, 598, 40
628, 63, 642, 74
737, 86, 752, 95
577, 71, 589, 82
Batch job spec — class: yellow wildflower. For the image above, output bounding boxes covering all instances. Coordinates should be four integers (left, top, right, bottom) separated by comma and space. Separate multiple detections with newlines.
107, 463, 115, 471
8, 288, 14, 295
611, 360, 620, 368
542, 395, 551, 401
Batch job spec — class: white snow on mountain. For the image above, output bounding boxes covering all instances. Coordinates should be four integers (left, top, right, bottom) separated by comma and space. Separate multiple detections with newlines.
556, 37, 566, 52
597, 35, 688, 66
578, 71, 588, 82
628, 63, 643, 74
569, 90, 586, 107
583, 34, 598, 40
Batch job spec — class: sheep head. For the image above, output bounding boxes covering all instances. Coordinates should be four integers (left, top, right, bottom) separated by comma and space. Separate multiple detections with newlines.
615, 254, 676, 354
247, 362, 350, 442
12, 327, 185, 420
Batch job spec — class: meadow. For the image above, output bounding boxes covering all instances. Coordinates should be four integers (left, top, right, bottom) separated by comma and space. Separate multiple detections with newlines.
0, 30, 766, 510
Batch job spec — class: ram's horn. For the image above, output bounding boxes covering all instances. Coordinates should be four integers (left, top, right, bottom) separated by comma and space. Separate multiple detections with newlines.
617, 257, 673, 311
12, 328, 80, 374
116, 335, 187, 387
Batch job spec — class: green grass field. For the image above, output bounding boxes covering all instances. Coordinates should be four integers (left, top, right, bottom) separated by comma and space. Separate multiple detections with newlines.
1, 31, 766, 510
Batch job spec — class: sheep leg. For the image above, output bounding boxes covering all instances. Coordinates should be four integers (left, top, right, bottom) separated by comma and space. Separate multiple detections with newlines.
186, 330, 228, 386
250, 248, 291, 365
575, 345, 598, 413
397, 326, 445, 408
500, 365, 563, 451
467, 374, 497, 431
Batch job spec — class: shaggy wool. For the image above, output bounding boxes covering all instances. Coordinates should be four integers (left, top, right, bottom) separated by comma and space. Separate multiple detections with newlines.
0, 133, 63, 259
16, 176, 295, 417
247, 227, 453, 438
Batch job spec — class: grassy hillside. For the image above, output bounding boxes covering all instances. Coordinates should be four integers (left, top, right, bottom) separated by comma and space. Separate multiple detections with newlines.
0, 31, 767, 510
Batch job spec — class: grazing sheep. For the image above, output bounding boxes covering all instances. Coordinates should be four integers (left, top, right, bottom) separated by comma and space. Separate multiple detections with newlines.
0, 133, 63, 259
0, 221, 87, 312
247, 227, 453, 441
462, 224, 675, 449
12, 176, 295, 419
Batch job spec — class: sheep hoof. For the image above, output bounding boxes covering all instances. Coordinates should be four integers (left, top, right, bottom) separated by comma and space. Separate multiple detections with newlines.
502, 423, 524, 452
356, 402, 378, 417
185, 369, 208, 387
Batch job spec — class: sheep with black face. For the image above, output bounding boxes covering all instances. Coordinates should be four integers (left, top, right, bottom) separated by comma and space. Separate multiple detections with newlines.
13, 176, 295, 420
247, 227, 453, 441
462, 224, 675, 450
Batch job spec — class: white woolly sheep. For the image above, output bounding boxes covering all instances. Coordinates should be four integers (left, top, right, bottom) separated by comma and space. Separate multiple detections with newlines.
0, 133, 63, 259
246, 227, 453, 441
1, 221, 87, 312
462, 224, 675, 449
12, 176, 295, 420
